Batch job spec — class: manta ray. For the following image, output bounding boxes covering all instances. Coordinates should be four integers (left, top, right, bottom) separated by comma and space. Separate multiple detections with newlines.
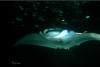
14, 28, 100, 49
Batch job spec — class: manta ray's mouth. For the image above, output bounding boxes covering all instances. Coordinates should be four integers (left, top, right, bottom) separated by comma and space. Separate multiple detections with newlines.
40, 28, 75, 41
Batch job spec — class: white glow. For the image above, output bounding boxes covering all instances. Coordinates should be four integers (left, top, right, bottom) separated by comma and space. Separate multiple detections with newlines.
46, 31, 60, 37
54, 30, 68, 38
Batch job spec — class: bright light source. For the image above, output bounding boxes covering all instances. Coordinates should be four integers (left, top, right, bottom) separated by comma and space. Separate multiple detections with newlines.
42, 28, 75, 41
46, 31, 60, 37
54, 30, 68, 38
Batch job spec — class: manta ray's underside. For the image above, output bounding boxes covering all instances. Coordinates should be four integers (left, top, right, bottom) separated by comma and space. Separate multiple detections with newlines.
14, 28, 100, 49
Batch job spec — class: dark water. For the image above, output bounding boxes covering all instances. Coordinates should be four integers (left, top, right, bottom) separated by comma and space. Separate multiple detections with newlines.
5, 1, 100, 65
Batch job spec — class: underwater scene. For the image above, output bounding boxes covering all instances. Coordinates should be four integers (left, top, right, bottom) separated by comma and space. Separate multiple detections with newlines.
6, 1, 100, 65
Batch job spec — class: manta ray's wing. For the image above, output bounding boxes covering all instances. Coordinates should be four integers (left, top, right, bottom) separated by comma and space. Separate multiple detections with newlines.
14, 33, 100, 49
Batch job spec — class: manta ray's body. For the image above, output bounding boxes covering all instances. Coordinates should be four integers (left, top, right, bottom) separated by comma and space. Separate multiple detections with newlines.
14, 28, 100, 49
